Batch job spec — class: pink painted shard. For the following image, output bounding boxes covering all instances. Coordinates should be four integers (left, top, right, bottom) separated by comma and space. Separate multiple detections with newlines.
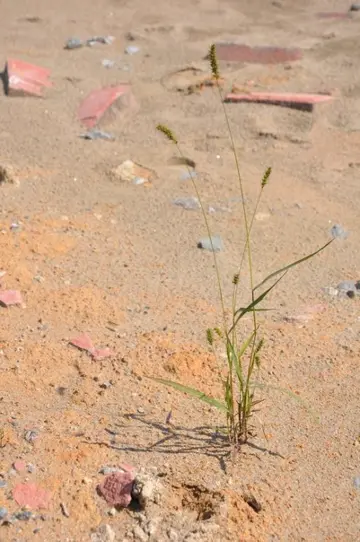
13, 460, 26, 472
13, 483, 51, 510
214, 44, 302, 64
69, 333, 114, 360
317, 12, 351, 19
224, 91, 333, 111
78, 85, 133, 128
97, 471, 134, 507
5, 59, 52, 97
0, 290, 23, 307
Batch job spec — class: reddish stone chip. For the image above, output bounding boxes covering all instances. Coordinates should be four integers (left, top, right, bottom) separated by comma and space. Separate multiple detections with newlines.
97, 472, 134, 507
215, 44, 302, 64
13, 460, 26, 472
13, 483, 51, 510
69, 333, 114, 360
0, 290, 23, 307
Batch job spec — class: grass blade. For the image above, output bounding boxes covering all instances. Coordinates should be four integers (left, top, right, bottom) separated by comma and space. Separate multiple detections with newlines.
254, 239, 333, 292
230, 274, 285, 332
150, 377, 228, 412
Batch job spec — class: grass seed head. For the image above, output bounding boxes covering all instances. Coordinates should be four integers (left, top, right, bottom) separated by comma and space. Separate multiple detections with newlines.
206, 328, 214, 346
261, 167, 272, 188
209, 44, 220, 80
156, 124, 178, 144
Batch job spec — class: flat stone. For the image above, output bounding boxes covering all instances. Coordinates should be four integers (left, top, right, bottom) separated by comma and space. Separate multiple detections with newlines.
331, 224, 348, 239
197, 235, 223, 252
13, 482, 51, 510
91, 524, 116, 542
97, 472, 134, 507
173, 196, 200, 210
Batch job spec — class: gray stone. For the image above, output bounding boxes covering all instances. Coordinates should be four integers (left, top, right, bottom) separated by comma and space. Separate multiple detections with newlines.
337, 280, 356, 293
0, 480, 7, 488
65, 38, 83, 50
331, 224, 348, 239
0, 507, 8, 520
80, 130, 114, 141
350, 3, 360, 11
354, 476, 360, 489
197, 235, 223, 252
14, 511, 33, 521
91, 524, 116, 542
125, 45, 140, 55
173, 197, 200, 210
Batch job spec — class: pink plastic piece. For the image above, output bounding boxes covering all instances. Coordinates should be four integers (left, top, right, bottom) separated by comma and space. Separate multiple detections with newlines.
13, 483, 51, 509
5, 59, 52, 96
215, 44, 302, 64
78, 85, 132, 128
0, 290, 23, 306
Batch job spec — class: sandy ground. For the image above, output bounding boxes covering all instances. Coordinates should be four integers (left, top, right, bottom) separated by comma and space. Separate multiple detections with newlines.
0, 0, 360, 540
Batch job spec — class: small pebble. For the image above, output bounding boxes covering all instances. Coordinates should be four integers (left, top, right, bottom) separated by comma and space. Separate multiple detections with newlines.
350, 3, 360, 11
173, 197, 200, 210
179, 169, 197, 181
125, 45, 140, 55
99, 466, 122, 475
14, 510, 33, 521
337, 280, 356, 293
80, 130, 114, 141
108, 507, 117, 516
102, 59, 115, 69
0, 507, 8, 520
65, 38, 83, 49
197, 235, 223, 252
0, 479, 7, 488
27, 463, 36, 473
137, 407, 145, 414
353, 476, 360, 489
331, 224, 348, 239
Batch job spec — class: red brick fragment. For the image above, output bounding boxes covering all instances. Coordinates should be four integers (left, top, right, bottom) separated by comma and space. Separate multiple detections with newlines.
78, 85, 134, 128
215, 44, 302, 64
13, 483, 51, 509
13, 460, 26, 472
97, 471, 134, 507
0, 290, 23, 307
69, 333, 114, 360
5, 59, 52, 96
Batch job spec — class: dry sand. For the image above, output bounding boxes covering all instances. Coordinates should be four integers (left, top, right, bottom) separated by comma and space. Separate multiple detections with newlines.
0, 0, 360, 540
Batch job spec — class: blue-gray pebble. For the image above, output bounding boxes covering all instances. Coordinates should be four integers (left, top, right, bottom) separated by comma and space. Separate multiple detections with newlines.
198, 235, 223, 252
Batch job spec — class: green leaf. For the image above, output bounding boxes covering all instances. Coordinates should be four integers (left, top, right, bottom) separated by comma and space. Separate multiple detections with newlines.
254, 239, 333, 292
230, 273, 285, 333
150, 377, 228, 412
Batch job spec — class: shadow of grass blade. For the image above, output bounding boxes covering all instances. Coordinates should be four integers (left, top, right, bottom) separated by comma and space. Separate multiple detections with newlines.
254, 239, 333, 292
150, 377, 228, 412
251, 381, 320, 423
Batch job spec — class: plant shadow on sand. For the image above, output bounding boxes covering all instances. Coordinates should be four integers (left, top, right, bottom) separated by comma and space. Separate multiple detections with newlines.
83, 414, 285, 474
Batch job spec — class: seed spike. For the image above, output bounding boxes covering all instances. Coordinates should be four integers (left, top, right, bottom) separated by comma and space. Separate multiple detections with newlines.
156, 124, 178, 144
209, 44, 220, 80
